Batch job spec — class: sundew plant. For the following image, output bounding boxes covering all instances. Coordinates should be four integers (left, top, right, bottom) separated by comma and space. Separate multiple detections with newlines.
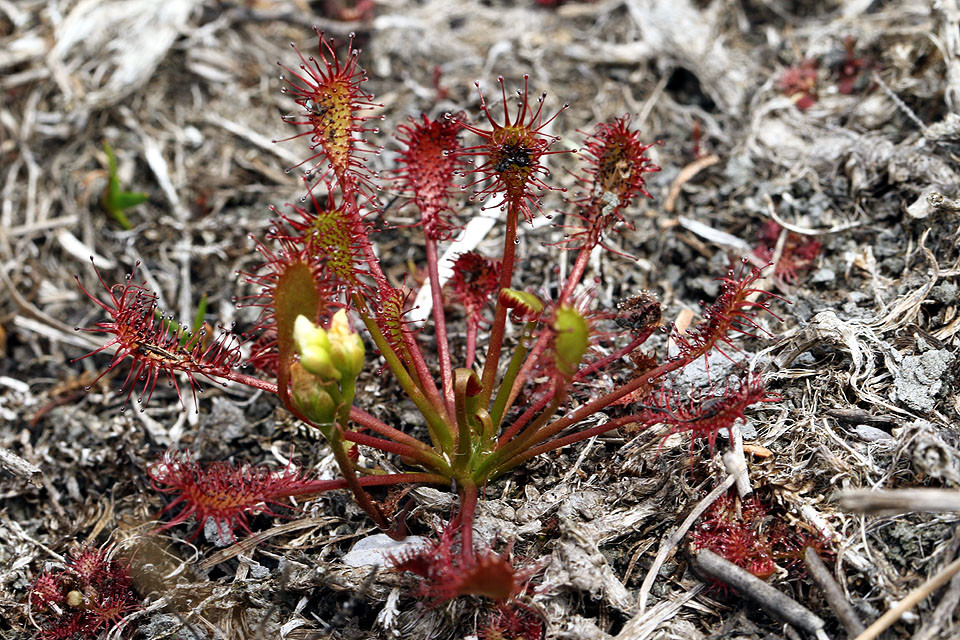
74, 28, 783, 622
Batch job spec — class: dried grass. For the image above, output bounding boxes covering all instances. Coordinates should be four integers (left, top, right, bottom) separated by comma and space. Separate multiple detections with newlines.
2, 0, 960, 638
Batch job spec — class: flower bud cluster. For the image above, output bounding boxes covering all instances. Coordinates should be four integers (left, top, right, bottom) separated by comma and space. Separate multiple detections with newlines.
292, 309, 365, 429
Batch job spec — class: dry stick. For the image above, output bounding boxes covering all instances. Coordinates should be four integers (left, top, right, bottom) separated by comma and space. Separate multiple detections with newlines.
913, 559, 960, 640
838, 488, 960, 515
762, 193, 862, 237
723, 424, 752, 497
693, 549, 827, 639
0, 446, 42, 487
664, 153, 719, 212
913, 527, 960, 640
852, 555, 960, 640
637, 473, 736, 613
803, 546, 865, 637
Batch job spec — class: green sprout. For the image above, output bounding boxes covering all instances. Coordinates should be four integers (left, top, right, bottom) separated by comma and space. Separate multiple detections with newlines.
102, 140, 148, 229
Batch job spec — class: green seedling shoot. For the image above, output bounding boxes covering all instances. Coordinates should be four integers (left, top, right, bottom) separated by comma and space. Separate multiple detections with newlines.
102, 140, 148, 230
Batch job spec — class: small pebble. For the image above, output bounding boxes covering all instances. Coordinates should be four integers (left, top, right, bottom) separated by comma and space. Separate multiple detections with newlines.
342, 534, 431, 568
853, 425, 894, 442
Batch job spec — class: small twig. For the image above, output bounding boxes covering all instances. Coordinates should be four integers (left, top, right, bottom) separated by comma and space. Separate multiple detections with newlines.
803, 546, 865, 637
824, 408, 897, 428
784, 625, 804, 640
853, 555, 960, 640
692, 549, 827, 639
838, 488, 960, 515
637, 473, 735, 612
561, 434, 597, 484
723, 424, 752, 497
204, 114, 303, 167
763, 193, 862, 236
0, 446, 42, 487
918, 576, 960, 640
913, 529, 960, 640
615, 584, 704, 639
664, 153, 719, 212
766, 224, 789, 281
870, 69, 928, 133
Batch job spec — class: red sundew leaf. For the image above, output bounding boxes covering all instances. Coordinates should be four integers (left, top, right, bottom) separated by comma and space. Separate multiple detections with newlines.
448, 252, 501, 326
557, 115, 661, 250
30, 573, 63, 610
31, 545, 140, 640
276, 29, 382, 200
456, 75, 571, 223
391, 525, 524, 606
779, 59, 819, 111
394, 113, 464, 241
148, 450, 329, 541
690, 492, 826, 587
609, 350, 659, 407
273, 182, 380, 293
73, 260, 242, 411
454, 553, 520, 601
480, 602, 544, 640
671, 260, 786, 366
374, 283, 419, 364
752, 221, 821, 284
638, 372, 780, 453
615, 291, 661, 337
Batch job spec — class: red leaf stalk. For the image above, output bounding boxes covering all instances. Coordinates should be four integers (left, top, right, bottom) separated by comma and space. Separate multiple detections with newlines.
456, 76, 570, 402
394, 114, 465, 411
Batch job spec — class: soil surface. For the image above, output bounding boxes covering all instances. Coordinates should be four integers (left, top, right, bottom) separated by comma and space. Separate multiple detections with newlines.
2, 1, 960, 639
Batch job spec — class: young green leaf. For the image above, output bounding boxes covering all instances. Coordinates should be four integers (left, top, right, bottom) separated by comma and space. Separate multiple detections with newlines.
102, 140, 148, 229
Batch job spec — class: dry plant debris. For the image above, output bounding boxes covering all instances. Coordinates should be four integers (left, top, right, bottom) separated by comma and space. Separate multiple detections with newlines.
2, 1, 960, 639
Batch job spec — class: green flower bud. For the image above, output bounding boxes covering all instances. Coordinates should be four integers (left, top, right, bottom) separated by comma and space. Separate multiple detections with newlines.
290, 362, 336, 435
327, 309, 365, 380
553, 306, 589, 378
292, 311, 364, 431
293, 315, 339, 380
